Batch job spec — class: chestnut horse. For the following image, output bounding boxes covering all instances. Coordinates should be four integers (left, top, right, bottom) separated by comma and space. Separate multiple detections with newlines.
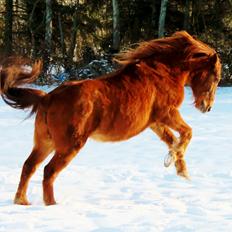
0, 31, 221, 205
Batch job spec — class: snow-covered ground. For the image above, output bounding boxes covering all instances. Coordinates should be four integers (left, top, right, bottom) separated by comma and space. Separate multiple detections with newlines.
0, 87, 232, 232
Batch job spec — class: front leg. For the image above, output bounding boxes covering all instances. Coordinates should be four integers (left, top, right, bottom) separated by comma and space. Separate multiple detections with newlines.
150, 122, 178, 166
152, 107, 192, 179
165, 107, 192, 178
150, 123, 178, 150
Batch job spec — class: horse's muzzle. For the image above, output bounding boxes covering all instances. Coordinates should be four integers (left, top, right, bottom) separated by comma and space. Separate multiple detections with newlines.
198, 100, 212, 113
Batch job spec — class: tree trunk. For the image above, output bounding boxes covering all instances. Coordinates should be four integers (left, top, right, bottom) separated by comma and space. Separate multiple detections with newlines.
112, 0, 120, 52
45, 0, 53, 59
183, 0, 190, 30
158, 0, 168, 38
192, 0, 200, 34
151, 1, 157, 29
58, 12, 66, 60
68, 9, 78, 62
28, 0, 40, 57
4, 0, 13, 55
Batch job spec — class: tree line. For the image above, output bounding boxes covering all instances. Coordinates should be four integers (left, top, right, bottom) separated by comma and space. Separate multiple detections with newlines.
0, 0, 231, 84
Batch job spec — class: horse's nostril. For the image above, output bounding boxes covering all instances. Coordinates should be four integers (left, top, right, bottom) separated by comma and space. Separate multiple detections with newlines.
207, 106, 211, 112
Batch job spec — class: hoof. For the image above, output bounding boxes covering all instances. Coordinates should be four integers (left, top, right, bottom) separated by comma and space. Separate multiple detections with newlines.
44, 200, 57, 206
177, 170, 190, 180
14, 197, 31, 205
175, 159, 190, 180
164, 151, 175, 167
44, 197, 57, 206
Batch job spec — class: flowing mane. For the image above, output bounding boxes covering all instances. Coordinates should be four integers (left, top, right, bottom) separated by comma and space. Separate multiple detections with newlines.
115, 31, 216, 66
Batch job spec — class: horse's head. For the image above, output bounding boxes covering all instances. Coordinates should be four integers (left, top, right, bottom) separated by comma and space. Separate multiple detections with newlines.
114, 31, 222, 114
188, 53, 221, 113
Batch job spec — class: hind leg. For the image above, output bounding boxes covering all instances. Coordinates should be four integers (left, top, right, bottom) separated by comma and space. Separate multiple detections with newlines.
14, 142, 53, 205
43, 140, 86, 205
14, 111, 54, 205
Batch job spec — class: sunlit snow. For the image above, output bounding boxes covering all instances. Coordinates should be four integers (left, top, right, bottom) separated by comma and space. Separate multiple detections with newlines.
0, 87, 231, 232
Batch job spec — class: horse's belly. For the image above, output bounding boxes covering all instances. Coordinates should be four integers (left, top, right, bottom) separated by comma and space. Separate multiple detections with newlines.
91, 129, 144, 142
90, 116, 149, 142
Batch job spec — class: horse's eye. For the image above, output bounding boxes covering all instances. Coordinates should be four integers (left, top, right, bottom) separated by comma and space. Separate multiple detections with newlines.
192, 53, 206, 58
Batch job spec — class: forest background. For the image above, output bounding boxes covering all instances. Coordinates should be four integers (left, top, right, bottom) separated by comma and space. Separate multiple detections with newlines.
0, 0, 231, 85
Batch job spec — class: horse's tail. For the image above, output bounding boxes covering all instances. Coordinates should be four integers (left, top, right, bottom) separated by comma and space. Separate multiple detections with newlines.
0, 60, 46, 115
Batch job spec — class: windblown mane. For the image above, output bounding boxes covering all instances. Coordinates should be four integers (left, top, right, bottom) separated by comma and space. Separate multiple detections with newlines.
115, 31, 216, 66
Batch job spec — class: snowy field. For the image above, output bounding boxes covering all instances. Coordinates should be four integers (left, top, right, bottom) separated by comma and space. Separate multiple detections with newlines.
0, 87, 232, 232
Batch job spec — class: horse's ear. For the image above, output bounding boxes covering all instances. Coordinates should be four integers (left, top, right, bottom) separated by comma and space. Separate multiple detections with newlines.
210, 53, 217, 65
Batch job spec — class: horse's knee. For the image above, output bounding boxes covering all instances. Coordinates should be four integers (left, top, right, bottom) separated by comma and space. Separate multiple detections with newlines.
180, 126, 192, 143
186, 127, 192, 140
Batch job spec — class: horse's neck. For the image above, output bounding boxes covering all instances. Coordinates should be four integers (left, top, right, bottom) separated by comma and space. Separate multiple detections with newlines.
139, 61, 189, 87
171, 67, 190, 86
